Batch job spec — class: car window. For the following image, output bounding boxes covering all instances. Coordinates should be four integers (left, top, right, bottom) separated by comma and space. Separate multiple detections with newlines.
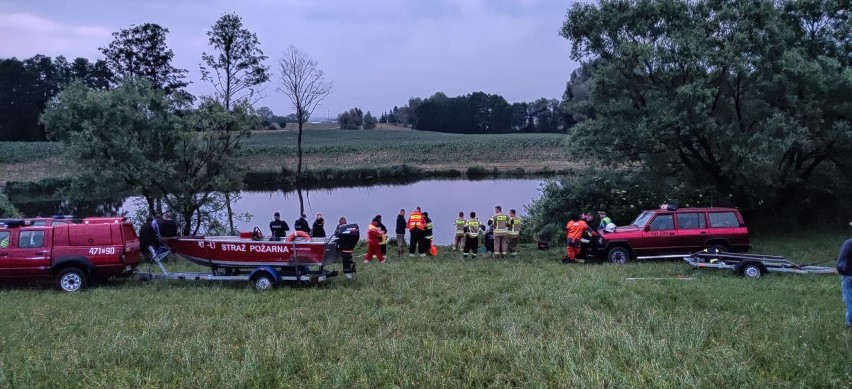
0, 231, 9, 248
633, 211, 653, 227
677, 212, 706, 229
30, 220, 47, 226
709, 212, 739, 228
18, 231, 45, 248
649, 215, 674, 231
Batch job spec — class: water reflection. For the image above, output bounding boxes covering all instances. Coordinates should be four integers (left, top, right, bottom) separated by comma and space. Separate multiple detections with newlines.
137, 179, 544, 245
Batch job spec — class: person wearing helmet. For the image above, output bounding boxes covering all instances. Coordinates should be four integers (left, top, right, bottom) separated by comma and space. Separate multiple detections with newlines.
597, 211, 612, 231
565, 213, 589, 263
603, 222, 616, 233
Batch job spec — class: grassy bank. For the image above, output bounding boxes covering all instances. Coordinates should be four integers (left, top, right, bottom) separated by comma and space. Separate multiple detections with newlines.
0, 130, 571, 184
0, 231, 849, 387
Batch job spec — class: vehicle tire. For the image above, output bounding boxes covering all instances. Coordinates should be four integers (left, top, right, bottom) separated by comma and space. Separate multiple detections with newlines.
253, 273, 275, 291
607, 247, 630, 264
55, 267, 87, 292
741, 263, 762, 279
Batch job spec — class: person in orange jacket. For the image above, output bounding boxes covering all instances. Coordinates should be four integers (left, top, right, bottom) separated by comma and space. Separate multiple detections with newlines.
565, 213, 589, 263
407, 206, 427, 257
365, 216, 386, 264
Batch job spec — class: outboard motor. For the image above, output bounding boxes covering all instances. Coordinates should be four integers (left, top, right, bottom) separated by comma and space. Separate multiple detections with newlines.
335, 223, 359, 278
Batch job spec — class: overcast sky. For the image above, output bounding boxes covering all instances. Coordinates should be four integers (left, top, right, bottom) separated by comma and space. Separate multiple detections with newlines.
0, 0, 580, 119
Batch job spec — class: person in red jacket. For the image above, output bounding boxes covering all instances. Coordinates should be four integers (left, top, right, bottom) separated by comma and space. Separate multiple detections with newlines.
365, 216, 386, 264
565, 213, 589, 263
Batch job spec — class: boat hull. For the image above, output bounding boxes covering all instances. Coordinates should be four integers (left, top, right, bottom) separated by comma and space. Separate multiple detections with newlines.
162, 236, 342, 269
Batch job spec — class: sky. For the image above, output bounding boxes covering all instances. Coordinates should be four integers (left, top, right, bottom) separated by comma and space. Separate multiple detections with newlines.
0, 0, 580, 119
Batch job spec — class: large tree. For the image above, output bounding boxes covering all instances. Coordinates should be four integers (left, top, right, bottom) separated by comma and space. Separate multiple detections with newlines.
277, 45, 333, 196
560, 0, 852, 212
201, 13, 270, 110
41, 80, 257, 234
201, 13, 270, 234
100, 23, 189, 95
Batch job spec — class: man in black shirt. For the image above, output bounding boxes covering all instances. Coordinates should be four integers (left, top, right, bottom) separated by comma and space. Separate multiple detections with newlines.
159, 212, 179, 238
139, 215, 157, 261
395, 209, 406, 257
294, 214, 311, 234
269, 212, 289, 239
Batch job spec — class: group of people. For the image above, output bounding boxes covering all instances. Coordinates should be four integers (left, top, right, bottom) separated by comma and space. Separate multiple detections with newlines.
451, 206, 522, 258
564, 210, 614, 262
268, 212, 327, 239
139, 212, 179, 259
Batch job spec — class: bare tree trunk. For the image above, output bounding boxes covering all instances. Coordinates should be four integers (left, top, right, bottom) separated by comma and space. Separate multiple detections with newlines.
296, 183, 305, 216
225, 191, 235, 234
297, 119, 304, 182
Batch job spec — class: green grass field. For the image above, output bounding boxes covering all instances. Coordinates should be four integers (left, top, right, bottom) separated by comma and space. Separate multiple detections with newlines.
1, 231, 850, 387
0, 130, 570, 184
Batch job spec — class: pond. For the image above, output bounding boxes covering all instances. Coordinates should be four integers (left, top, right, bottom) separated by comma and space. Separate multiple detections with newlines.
123, 178, 546, 245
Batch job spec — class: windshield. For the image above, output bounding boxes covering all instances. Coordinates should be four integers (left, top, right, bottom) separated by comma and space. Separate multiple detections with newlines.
632, 211, 654, 228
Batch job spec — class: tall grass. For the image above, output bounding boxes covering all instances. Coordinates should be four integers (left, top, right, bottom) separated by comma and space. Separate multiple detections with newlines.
0, 231, 849, 387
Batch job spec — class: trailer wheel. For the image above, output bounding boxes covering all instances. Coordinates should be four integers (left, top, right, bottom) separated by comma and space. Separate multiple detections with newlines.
252, 273, 276, 291
56, 267, 87, 292
607, 247, 630, 264
741, 263, 763, 279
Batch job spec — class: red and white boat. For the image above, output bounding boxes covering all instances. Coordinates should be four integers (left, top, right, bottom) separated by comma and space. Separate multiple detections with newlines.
162, 232, 341, 269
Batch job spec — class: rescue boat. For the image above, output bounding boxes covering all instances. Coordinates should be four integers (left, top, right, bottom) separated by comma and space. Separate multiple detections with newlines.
162, 226, 358, 269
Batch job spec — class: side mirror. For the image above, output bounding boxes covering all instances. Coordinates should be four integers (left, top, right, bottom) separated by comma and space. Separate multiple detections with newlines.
644, 225, 651, 232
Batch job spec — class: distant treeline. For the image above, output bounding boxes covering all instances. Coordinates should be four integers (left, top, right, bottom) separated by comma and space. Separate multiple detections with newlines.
0, 56, 112, 141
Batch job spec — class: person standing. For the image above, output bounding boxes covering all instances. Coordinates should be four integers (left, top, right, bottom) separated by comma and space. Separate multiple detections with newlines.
152, 214, 162, 238
490, 206, 509, 258
407, 207, 427, 257
597, 211, 612, 231
463, 212, 481, 258
159, 212, 179, 238
377, 215, 388, 257
295, 214, 311, 235
423, 211, 434, 256
312, 213, 326, 238
507, 209, 521, 256
395, 209, 407, 257
565, 214, 589, 263
335, 217, 355, 278
139, 215, 157, 261
269, 212, 290, 239
364, 216, 386, 264
837, 239, 852, 328
453, 211, 466, 251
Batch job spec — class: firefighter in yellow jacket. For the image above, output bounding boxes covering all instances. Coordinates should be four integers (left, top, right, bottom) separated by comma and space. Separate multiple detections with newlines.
453, 211, 466, 251
507, 209, 521, 256
490, 205, 509, 258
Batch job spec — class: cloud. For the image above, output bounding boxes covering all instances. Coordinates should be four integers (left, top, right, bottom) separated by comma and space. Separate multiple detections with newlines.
0, 12, 111, 58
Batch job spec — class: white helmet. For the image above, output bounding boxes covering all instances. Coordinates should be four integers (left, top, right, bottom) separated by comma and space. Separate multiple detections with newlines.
604, 223, 616, 233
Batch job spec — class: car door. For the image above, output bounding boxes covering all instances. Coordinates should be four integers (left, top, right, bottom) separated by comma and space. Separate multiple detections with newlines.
675, 212, 708, 251
639, 214, 676, 254
0, 230, 13, 278
7, 229, 52, 278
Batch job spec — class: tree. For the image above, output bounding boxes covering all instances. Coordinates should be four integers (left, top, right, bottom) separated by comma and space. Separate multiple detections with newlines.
41, 80, 258, 234
201, 13, 270, 110
559, 0, 852, 215
277, 45, 333, 203
201, 13, 270, 234
363, 111, 377, 129
100, 23, 189, 95
337, 107, 364, 130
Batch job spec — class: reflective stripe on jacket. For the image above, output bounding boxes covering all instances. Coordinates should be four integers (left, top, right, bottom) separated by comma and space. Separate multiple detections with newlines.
507, 216, 521, 237
491, 213, 509, 236
408, 212, 424, 230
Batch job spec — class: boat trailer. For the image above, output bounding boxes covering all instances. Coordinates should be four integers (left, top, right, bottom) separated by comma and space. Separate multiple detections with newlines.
683, 251, 837, 279
138, 248, 345, 290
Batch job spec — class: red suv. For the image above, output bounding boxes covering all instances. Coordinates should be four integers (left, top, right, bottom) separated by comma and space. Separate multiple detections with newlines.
596, 207, 749, 263
0, 217, 141, 291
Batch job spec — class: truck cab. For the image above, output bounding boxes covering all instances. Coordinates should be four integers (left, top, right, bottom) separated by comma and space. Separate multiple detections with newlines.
0, 217, 141, 291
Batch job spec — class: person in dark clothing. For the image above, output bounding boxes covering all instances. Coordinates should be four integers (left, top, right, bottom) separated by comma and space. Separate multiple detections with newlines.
311, 213, 326, 238
295, 214, 311, 234
376, 215, 388, 256
395, 209, 406, 257
837, 239, 852, 327
423, 211, 434, 256
158, 212, 179, 238
269, 212, 289, 239
139, 216, 157, 261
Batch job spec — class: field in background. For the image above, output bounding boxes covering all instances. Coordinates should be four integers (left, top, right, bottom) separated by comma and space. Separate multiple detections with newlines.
0, 130, 570, 184
0, 231, 849, 387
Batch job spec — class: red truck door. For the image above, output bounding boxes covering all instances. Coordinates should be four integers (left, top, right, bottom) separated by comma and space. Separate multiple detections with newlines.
639, 214, 677, 254
3, 228, 52, 278
674, 212, 709, 251
0, 229, 13, 278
